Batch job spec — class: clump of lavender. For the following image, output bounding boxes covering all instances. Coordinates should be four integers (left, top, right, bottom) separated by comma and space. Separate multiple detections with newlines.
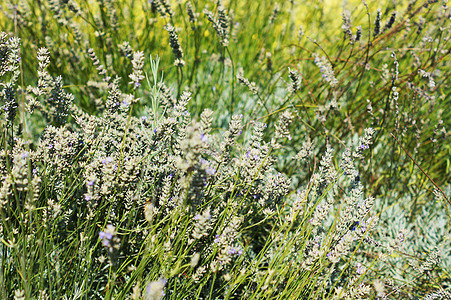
88, 48, 110, 82
288, 68, 301, 93
44, 76, 74, 126
271, 110, 293, 149
152, 0, 173, 17
36, 47, 51, 95
145, 278, 167, 300
269, 3, 280, 24
237, 71, 258, 95
0, 32, 10, 77
118, 41, 133, 59
0, 33, 21, 125
99, 224, 121, 262
165, 24, 184, 67
383, 11, 397, 33
342, 10, 354, 43
203, 5, 230, 47
129, 51, 145, 89
313, 54, 338, 87
191, 208, 212, 240
186, 1, 199, 29
374, 8, 382, 37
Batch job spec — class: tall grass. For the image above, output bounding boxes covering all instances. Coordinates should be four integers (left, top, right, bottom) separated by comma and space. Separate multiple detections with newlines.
0, 0, 450, 299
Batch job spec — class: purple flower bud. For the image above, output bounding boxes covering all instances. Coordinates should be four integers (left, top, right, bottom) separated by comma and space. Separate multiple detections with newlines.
214, 235, 220, 243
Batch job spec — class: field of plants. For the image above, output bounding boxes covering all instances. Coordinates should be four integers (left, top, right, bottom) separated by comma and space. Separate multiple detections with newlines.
0, 0, 450, 299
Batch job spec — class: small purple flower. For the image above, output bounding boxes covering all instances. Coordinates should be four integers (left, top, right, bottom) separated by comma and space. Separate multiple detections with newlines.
356, 263, 364, 274
194, 214, 200, 220
214, 235, 221, 243
228, 248, 236, 255
206, 167, 216, 175
200, 134, 208, 142
142, 116, 148, 120
98, 231, 109, 240
237, 249, 243, 256
32, 169, 37, 174
88, 180, 95, 186
154, 128, 157, 133
48, 144, 53, 149
21, 152, 29, 159
84, 194, 92, 201
135, 82, 141, 88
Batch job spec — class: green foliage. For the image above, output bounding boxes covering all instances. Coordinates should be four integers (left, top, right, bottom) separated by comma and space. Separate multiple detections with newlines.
0, 0, 450, 299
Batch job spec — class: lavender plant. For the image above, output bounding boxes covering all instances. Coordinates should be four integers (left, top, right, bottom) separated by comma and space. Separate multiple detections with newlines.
0, 0, 449, 298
